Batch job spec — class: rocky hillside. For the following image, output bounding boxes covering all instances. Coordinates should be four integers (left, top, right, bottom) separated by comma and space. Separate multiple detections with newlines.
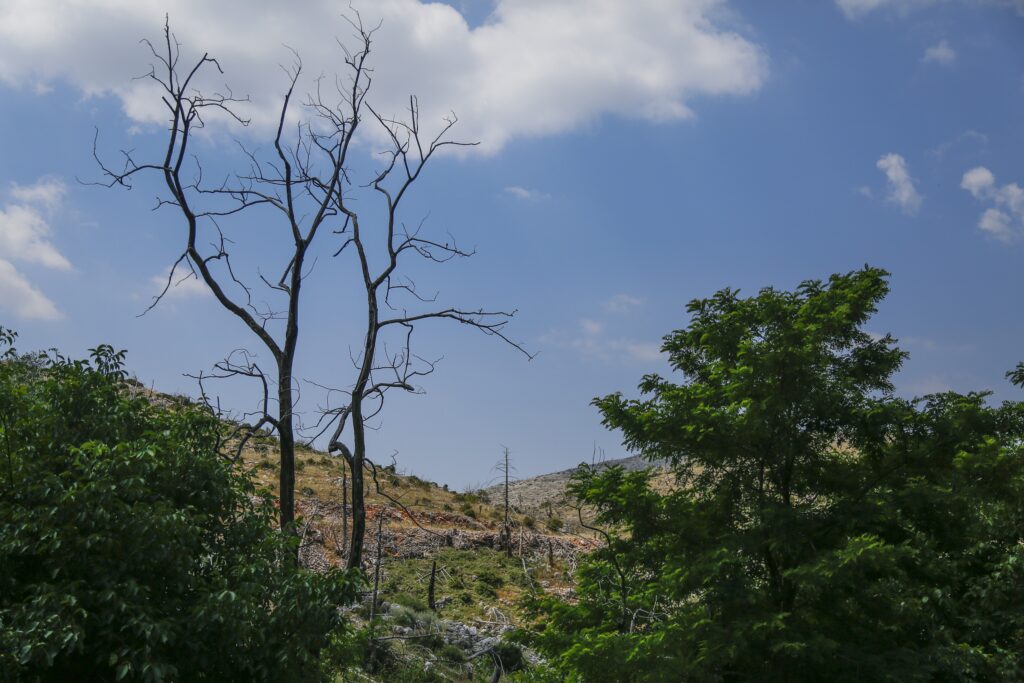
483, 454, 670, 528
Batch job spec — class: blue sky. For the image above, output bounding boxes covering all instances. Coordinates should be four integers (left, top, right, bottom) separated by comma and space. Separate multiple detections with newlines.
0, 0, 1022, 487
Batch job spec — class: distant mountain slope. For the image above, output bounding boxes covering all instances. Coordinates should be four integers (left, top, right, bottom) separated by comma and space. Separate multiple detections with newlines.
484, 454, 668, 521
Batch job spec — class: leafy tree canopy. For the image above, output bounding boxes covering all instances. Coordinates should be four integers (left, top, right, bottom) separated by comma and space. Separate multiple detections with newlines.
0, 329, 360, 682
531, 267, 1024, 682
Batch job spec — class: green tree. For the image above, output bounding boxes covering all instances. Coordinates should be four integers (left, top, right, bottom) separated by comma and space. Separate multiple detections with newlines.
0, 329, 360, 682
531, 268, 1024, 681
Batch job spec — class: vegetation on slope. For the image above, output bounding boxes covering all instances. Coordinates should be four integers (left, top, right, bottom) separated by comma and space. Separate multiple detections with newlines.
6, 267, 1023, 682
0, 329, 360, 682
528, 268, 1024, 682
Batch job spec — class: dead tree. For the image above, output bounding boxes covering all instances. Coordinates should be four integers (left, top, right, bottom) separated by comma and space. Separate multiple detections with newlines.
340, 466, 349, 563
93, 19, 383, 539
307, 76, 533, 570
427, 559, 437, 611
497, 447, 515, 558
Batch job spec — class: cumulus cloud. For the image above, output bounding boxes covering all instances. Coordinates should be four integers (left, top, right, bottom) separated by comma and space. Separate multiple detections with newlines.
10, 177, 66, 209
960, 166, 1024, 241
0, 0, 767, 154
0, 204, 72, 271
0, 177, 71, 321
603, 294, 644, 313
961, 166, 995, 198
149, 267, 210, 301
922, 39, 956, 65
0, 260, 62, 320
876, 153, 923, 215
504, 186, 550, 202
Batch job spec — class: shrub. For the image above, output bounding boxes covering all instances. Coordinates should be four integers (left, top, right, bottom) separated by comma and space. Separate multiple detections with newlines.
391, 593, 430, 614
439, 644, 466, 663
544, 517, 563, 533
492, 641, 526, 675
536, 269, 1024, 681
0, 332, 360, 682
406, 475, 431, 490
476, 569, 505, 588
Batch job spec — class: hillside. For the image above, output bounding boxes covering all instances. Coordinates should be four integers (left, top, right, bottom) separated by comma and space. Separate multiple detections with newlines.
483, 454, 674, 533
484, 454, 656, 512
122, 380, 616, 679
235, 435, 599, 680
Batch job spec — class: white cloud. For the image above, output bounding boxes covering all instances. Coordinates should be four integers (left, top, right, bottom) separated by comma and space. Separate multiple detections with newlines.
922, 39, 956, 65
927, 129, 987, 159
0, 0, 767, 154
0, 176, 71, 321
622, 341, 663, 362
149, 267, 209, 301
541, 329, 664, 363
961, 166, 1024, 241
10, 177, 67, 209
836, 0, 935, 20
0, 259, 62, 320
837, 0, 1024, 19
876, 153, 923, 215
978, 208, 1013, 240
504, 186, 550, 202
0, 204, 72, 270
603, 294, 645, 313
542, 312, 662, 363
961, 166, 995, 198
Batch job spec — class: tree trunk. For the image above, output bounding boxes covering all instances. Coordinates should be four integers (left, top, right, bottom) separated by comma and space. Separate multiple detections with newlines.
347, 458, 365, 569
277, 373, 296, 534
346, 401, 367, 569
341, 466, 349, 562
504, 449, 512, 558
428, 560, 437, 611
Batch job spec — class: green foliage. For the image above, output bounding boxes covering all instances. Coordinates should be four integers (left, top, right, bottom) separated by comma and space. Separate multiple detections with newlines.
0, 333, 360, 682
530, 269, 1024, 681
543, 517, 563, 533
459, 501, 478, 519
438, 643, 467, 663
382, 548, 532, 625
491, 641, 526, 674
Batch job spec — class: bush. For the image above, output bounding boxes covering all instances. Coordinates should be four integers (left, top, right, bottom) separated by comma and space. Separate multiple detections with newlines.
0, 332, 360, 682
544, 517, 563, 533
438, 644, 466, 663
406, 475, 432, 490
492, 641, 526, 674
536, 269, 1024, 681
476, 569, 505, 588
